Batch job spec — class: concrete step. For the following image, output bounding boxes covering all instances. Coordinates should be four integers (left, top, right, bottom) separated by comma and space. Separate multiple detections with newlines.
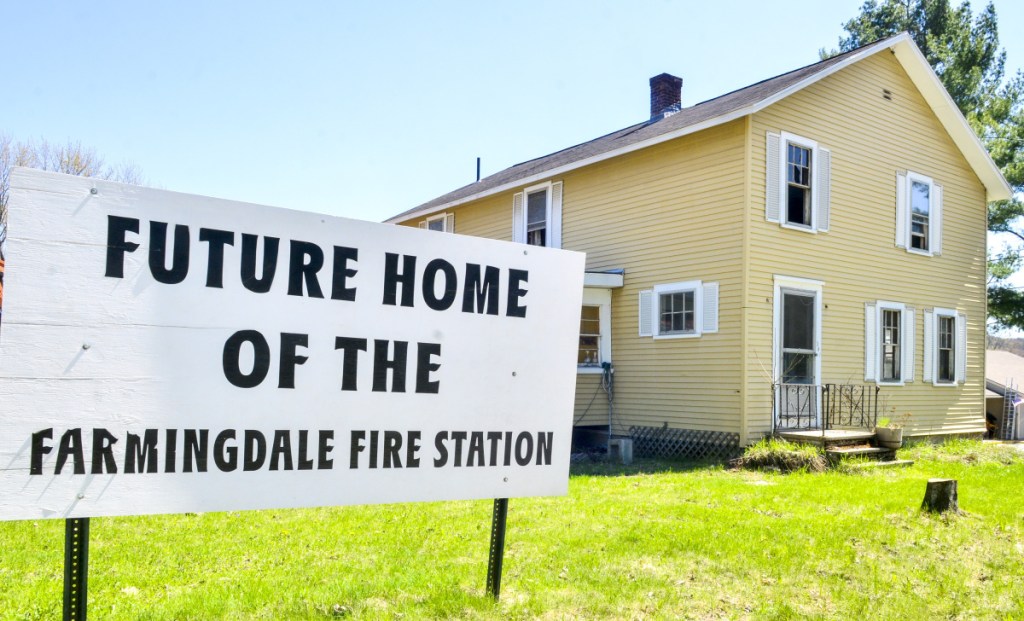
848, 459, 915, 469
826, 446, 894, 458
777, 430, 875, 448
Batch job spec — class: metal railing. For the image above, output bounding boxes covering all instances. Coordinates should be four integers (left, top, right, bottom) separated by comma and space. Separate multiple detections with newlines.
774, 383, 879, 431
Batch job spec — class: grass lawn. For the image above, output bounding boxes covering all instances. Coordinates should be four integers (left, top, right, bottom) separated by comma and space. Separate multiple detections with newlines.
1, 440, 1022, 620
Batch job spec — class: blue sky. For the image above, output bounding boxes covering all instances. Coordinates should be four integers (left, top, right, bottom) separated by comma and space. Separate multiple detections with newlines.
6, 0, 1023, 224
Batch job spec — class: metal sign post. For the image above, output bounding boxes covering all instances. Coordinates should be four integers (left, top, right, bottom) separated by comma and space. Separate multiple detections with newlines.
63, 518, 89, 621
485, 498, 509, 600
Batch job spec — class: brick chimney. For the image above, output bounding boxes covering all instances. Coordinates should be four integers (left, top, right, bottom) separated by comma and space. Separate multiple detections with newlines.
650, 73, 683, 120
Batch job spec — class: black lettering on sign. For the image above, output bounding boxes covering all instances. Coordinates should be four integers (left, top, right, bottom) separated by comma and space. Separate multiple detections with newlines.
223, 330, 271, 388
288, 240, 325, 298
198, 228, 235, 288
422, 259, 457, 311
331, 246, 358, 301
184, 429, 209, 472
30, 428, 53, 475
278, 333, 310, 389
415, 343, 441, 394
507, 269, 529, 318
149, 221, 190, 284
243, 430, 267, 471
125, 429, 159, 474
164, 429, 178, 473
104, 215, 140, 278
240, 234, 279, 293
297, 430, 314, 470
92, 428, 119, 474
55, 428, 85, 475
463, 264, 500, 315
382, 253, 416, 307
334, 337, 367, 391
318, 430, 334, 469
372, 340, 407, 393
269, 430, 293, 471
213, 430, 238, 471
434, 431, 449, 467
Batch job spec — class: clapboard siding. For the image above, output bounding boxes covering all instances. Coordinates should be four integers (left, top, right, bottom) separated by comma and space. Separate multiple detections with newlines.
746, 51, 987, 439
400, 50, 990, 444
409, 121, 747, 435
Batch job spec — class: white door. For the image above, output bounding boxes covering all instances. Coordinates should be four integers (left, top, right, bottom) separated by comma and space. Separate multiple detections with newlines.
773, 278, 823, 430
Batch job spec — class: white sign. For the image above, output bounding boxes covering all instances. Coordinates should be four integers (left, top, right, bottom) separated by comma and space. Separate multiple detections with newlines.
0, 168, 585, 521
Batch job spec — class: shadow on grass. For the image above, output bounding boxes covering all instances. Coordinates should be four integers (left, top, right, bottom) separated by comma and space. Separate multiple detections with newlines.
569, 456, 728, 477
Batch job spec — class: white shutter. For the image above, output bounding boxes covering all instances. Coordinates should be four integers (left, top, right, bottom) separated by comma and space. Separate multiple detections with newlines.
418, 221, 428, 229
815, 147, 830, 232
765, 132, 781, 223
444, 213, 455, 234
923, 310, 935, 383
902, 306, 915, 383
638, 290, 653, 337
702, 282, 719, 334
549, 181, 563, 249
864, 303, 877, 382
932, 183, 943, 255
512, 192, 524, 243
895, 172, 907, 248
956, 312, 967, 383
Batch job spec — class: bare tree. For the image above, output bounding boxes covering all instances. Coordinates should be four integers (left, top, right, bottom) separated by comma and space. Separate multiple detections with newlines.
0, 133, 143, 260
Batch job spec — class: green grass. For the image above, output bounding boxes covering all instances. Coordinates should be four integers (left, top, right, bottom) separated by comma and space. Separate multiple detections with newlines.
2, 441, 1023, 620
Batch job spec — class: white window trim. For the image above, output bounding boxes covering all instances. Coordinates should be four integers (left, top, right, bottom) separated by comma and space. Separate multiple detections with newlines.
578, 288, 612, 374
779, 132, 819, 234
652, 280, 702, 339
929, 307, 962, 386
422, 212, 453, 233
513, 181, 562, 248
904, 171, 936, 256
772, 275, 823, 386
875, 301, 909, 386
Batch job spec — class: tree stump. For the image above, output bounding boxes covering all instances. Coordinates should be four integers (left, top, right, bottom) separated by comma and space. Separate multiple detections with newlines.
921, 478, 960, 513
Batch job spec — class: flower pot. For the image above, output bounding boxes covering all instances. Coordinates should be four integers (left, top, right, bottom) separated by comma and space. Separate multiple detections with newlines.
875, 426, 903, 449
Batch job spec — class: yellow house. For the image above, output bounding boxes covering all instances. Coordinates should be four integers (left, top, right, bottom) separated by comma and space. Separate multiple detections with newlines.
388, 33, 1012, 457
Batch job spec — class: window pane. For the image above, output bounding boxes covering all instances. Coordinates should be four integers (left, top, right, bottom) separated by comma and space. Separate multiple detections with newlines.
427, 218, 444, 231
786, 143, 812, 226
881, 309, 901, 381
578, 305, 601, 365
938, 316, 955, 382
782, 352, 814, 384
659, 291, 695, 334
782, 293, 814, 350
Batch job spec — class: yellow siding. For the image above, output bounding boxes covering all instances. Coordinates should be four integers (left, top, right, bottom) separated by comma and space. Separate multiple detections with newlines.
401, 51, 990, 444
410, 121, 749, 435
746, 51, 988, 440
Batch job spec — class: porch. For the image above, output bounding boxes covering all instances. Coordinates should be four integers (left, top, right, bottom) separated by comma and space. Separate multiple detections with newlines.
772, 383, 880, 433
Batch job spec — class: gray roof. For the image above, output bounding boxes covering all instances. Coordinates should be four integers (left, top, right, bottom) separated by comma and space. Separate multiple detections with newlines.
987, 350, 1024, 389
388, 32, 1009, 224
389, 35, 897, 223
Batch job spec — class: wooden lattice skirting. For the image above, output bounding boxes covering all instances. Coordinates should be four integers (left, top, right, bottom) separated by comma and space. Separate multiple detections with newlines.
629, 426, 741, 460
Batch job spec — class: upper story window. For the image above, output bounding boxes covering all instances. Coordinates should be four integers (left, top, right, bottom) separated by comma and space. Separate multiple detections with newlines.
526, 189, 547, 246
765, 131, 831, 233
419, 212, 454, 233
512, 181, 562, 248
786, 143, 812, 227
896, 171, 942, 256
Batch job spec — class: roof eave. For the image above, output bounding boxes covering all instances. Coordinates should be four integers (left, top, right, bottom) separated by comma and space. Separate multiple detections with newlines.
889, 37, 1013, 202
390, 33, 1012, 224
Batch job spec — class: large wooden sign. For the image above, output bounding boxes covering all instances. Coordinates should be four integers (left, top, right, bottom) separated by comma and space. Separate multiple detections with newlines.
0, 168, 585, 521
